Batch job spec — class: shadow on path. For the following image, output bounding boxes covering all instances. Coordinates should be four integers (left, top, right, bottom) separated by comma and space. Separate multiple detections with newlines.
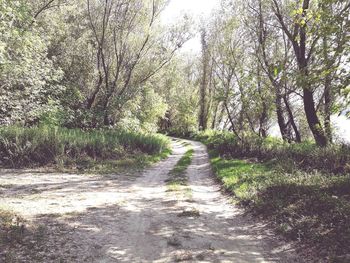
0, 140, 300, 262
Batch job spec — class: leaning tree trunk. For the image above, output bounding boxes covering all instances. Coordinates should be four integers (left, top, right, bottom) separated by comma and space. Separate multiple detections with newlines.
298, 0, 328, 147
224, 103, 241, 139
303, 86, 328, 146
298, 43, 328, 146
274, 0, 328, 146
283, 95, 301, 142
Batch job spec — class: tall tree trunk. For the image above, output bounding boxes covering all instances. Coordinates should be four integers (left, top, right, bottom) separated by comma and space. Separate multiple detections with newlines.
199, 30, 209, 131
224, 103, 241, 139
103, 111, 110, 126
299, 0, 327, 146
217, 102, 226, 129
283, 95, 301, 142
259, 110, 268, 138
324, 78, 332, 143
257, 64, 268, 138
86, 74, 103, 110
274, 0, 328, 146
323, 37, 333, 143
302, 87, 327, 146
211, 102, 219, 129
297, 34, 328, 146
275, 92, 290, 142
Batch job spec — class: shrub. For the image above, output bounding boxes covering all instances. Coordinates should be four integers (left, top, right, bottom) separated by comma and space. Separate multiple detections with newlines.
209, 154, 350, 259
188, 130, 350, 174
0, 126, 169, 167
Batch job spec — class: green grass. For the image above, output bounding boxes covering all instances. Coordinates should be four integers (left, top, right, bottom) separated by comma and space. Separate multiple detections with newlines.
0, 208, 25, 245
210, 151, 272, 203
166, 148, 194, 197
209, 149, 350, 261
187, 130, 350, 174
173, 130, 350, 260
58, 147, 172, 174
170, 149, 194, 177
0, 126, 171, 171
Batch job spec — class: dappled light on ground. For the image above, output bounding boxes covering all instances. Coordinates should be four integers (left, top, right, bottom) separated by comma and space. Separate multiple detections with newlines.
0, 140, 299, 262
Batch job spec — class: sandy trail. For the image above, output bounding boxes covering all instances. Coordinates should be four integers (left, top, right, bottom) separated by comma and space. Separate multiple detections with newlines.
0, 139, 300, 262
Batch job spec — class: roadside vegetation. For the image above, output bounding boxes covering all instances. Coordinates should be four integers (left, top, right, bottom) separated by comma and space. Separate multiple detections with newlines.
166, 147, 194, 197
1, 0, 349, 261
0, 207, 28, 262
184, 130, 350, 262
0, 126, 170, 172
192, 130, 350, 174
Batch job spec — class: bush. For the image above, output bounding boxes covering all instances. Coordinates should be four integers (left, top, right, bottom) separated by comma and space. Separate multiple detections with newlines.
197, 131, 350, 259
0, 126, 170, 167
187, 130, 350, 174
209, 154, 350, 260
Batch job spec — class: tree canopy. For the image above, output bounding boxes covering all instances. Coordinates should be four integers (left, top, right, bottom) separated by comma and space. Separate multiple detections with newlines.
0, 0, 349, 145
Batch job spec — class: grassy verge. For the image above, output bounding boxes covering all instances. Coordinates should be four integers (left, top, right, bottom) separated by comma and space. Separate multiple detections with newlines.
166, 147, 194, 197
0, 208, 25, 247
209, 149, 350, 262
189, 130, 350, 174
0, 129, 172, 257
168, 131, 350, 260
0, 126, 171, 173
55, 147, 172, 174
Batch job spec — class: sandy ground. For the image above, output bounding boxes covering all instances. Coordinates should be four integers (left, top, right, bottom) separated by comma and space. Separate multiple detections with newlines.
0, 139, 301, 262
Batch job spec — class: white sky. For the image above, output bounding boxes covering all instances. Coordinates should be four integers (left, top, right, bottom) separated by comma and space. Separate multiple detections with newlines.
162, 0, 220, 52
333, 115, 350, 143
163, 0, 219, 20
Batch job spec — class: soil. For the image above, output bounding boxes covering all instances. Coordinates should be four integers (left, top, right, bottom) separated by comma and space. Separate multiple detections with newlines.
0, 139, 301, 262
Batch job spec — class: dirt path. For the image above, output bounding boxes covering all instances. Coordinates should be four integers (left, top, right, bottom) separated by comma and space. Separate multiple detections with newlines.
0, 139, 300, 262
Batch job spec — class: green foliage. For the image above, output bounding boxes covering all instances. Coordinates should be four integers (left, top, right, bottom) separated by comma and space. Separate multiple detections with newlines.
0, 0, 191, 131
119, 87, 168, 133
0, 126, 170, 168
169, 94, 198, 135
169, 148, 194, 179
166, 147, 193, 196
154, 55, 199, 135
0, 0, 63, 125
188, 130, 350, 174
209, 151, 350, 260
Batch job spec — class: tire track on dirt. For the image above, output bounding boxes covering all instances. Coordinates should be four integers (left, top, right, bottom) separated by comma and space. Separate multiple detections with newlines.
0, 139, 301, 262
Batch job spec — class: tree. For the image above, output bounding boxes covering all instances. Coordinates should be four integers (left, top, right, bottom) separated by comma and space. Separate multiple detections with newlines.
86, 0, 190, 126
198, 29, 211, 131
0, 0, 63, 125
157, 55, 199, 135
246, 0, 301, 142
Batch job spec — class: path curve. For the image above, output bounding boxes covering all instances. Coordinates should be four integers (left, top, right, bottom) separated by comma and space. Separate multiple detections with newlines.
0, 139, 300, 262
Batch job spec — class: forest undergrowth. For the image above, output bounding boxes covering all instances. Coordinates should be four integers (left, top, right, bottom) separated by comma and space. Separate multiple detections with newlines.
0, 126, 171, 173
176, 130, 350, 262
